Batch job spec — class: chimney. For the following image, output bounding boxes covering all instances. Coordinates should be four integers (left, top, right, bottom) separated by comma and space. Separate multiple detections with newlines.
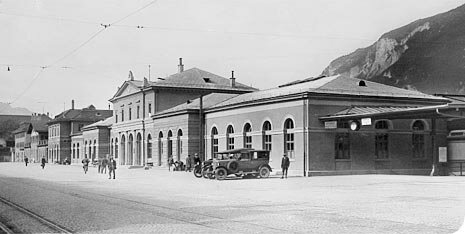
71, 100, 75, 110
178, 58, 184, 73
47, 112, 49, 117
108, 104, 111, 110
230, 70, 236, 88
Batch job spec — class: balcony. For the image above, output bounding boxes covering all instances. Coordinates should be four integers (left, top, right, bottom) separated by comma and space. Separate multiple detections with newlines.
38, 140, 48, 147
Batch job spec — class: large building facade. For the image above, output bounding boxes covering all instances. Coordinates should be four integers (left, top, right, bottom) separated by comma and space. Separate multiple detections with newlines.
109, 59, 256, 167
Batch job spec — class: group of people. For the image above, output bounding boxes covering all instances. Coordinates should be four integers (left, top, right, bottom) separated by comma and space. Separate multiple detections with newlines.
168, 153, 201, 172
81, 156, 117, 179
23, 156, 47, 169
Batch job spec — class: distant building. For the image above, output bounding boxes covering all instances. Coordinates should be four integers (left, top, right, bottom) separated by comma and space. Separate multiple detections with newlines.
70, 117, 113, 164
0, 114, 30, 162
11, 114, 51, 163
47, 101, 112, 164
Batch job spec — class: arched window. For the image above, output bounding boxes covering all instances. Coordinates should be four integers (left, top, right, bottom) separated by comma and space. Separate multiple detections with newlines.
114, 138, 118, 159
226, 125, 235, 150
412, 120, 425, 159
284, 118, 295, 159
128, 134, 133, 165
176, 130, 183, 161
136, 133, 142, 165
262, 121, 272, 151
76, 143, 80, 159
211, 127, 218, 157
84, 141, 88, 158
93, 139, 97, 161
375, 120, 389, 159
72, 143, 76, 159
147, 134, 152, 159
121, 135, 126, 165
167, 130, 173, 159
243, 123, 252, 148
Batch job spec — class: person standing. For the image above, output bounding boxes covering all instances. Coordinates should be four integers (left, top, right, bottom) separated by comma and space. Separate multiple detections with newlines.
168, 156, 174, 171
102, 157, 108, 174
24, 157, 29, 167
281, 154, 290, 179
108, 157, 116, 179
82, 157, 90, 174
41, 157, 46, 169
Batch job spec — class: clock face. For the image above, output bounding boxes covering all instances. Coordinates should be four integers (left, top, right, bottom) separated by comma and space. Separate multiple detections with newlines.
350, 121, 359, 131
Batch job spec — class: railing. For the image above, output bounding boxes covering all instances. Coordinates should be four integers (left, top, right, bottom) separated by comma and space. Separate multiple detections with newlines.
38, 140, 48, 146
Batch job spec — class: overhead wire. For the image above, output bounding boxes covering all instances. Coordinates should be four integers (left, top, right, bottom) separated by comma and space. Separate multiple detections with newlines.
1, 0, 159, 110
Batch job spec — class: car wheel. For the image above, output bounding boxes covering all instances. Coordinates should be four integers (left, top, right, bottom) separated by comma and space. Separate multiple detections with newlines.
215, 168, 227, 180
259, 167, 270, 178
227, 161, 239, 173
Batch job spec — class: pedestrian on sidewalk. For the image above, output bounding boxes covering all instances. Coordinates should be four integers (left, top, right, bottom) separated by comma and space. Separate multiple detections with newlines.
102, 156, 108, 174
24, 157, 29, 167
168, 156, 174, 171
108, 157, 116, 179
281, 154, 290, 179
185, 154, 192, 172
97, 158, 102, 174
82, 157, 90, 174
41, 157, 46, 169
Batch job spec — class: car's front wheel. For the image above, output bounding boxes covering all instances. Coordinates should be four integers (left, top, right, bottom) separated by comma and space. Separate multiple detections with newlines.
215, 168, 228, 180
259, 167, 270, 178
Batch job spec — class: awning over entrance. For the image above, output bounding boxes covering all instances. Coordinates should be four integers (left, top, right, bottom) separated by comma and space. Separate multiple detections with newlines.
319, 103, 465, 121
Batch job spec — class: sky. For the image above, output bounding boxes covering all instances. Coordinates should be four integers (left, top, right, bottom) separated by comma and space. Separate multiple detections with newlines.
1, 0, 465, 116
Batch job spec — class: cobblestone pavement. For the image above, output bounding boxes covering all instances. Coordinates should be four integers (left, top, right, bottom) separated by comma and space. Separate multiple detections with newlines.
0, 162, 464, 233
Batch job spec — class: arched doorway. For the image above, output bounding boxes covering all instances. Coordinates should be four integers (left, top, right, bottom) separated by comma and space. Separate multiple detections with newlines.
176, 129, 183, 161
120, 135, 126, 165
136, 133, 142, 166
128, 134, 134, 165
158, 131, 163, 166
147, 134, 152, 162
167, 130, 173, 161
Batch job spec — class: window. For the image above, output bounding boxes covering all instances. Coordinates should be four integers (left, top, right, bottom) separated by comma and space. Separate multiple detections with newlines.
115, 112, 118, 123
375, 120, 389, 159
110, 139, 114, 156
284, 118, 294, 159
77, 143, 79, 159
335, 133, 350, 159
137, 106, 140, 119
211, 127, 218, 157
147, 134, 152, 159
243, 123, 252, 148
148, 103, 152, 114
72, 144, 76, 159
412, 120, 425, 159
262, 121, 272, 151
121, 110, 124, 122
226, 125, 234, 150
129, 108, 132, 120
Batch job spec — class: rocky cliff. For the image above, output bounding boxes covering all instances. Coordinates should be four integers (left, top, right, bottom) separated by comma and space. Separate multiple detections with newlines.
322, 4, 465, 94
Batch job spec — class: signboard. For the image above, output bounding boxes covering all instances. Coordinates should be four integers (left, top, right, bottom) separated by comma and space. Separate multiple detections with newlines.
361, 118, 372, 126
324, 121, 337, 129
438, 147, 447, 163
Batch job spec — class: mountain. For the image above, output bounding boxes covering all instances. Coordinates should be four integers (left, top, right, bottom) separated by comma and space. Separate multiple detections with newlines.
0, 102, 32, 115
322, 4, 465, 94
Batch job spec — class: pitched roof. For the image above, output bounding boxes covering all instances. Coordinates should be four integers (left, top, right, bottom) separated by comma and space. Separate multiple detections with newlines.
152, 68, 256, 92
12, 122, 30, 134
154, 93, 240, 117
82, 117, 114, 130
48, 106, 113, 125
208, 75, 448, 110
30, 114, 52, 132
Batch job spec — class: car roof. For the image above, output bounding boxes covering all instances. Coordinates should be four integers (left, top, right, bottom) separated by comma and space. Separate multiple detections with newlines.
215, 148, 269, 154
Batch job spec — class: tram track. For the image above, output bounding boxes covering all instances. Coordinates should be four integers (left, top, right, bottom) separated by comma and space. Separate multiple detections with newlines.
0, 177, 291, 233
0, 195, 73, 233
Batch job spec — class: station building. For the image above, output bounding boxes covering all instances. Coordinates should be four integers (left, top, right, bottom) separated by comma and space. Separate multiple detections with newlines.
109, 59, 256, 167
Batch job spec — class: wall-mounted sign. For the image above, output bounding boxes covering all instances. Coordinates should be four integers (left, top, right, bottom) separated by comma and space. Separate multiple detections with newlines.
361, 118, 372, 126
324, 121, 337, 129
439, 147, 447, 163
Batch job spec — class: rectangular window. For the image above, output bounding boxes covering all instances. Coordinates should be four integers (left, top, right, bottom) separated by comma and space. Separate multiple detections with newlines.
244, 135, 252, 148
148, 103, 152, 114
227, 137, 234, 150
129, 108, 132, 120
137, 106, 140, 119
375, 134, 389, 159
335, 133, 350, 159
263, 133, 272, 151
115, 114, 118, 123
121, 110, 124, 122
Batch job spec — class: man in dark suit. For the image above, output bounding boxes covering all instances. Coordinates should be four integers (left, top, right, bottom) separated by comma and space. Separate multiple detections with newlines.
108, 158, 116, 179
281, 154, 290, 179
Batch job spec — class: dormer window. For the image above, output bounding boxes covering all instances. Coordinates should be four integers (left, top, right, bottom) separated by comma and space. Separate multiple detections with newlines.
203, 78, 211, 83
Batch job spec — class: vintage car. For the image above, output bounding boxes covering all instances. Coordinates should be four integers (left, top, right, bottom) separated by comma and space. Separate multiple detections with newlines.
212, 148, 272, 180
